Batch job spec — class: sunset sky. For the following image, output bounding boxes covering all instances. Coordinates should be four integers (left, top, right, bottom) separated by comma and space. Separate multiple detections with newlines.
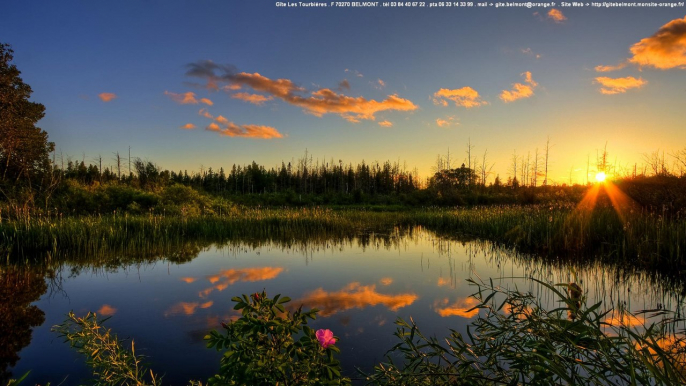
1, 2, 685, 184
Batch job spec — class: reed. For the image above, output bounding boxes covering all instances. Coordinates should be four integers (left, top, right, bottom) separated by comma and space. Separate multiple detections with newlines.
2, 205, 685, 275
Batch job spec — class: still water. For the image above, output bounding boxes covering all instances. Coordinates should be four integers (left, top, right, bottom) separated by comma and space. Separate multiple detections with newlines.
5, 227, 685, 385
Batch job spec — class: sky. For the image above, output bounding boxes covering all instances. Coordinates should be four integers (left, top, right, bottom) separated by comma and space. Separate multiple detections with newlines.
1, 1, 685, 184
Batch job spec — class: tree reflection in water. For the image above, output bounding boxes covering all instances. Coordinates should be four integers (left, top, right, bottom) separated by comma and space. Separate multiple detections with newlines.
0, 267, 46, 383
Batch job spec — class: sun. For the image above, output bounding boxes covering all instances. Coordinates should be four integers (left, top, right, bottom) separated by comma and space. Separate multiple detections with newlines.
595, 172, 606, 182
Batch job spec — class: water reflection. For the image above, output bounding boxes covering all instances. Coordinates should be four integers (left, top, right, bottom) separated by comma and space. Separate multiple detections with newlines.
433, 297, 480, 318
293, 282, 418, 317
165, 301, 214, 316
6, 226, 686, 385
0, 268, 46, 383
96, 304, 117, 316
199, 267, 285, 298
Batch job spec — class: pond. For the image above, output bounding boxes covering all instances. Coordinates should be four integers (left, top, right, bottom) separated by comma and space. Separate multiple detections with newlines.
4, 226, 685, 385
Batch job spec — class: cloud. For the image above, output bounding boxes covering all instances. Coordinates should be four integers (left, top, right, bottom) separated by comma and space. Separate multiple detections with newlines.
223, 84, 242, 91
206, 120, 283, 139
521, 48, 542, 59
499, 71, 538, 103
378, 120, 393, 127
293, 282, 417, 317
437, 277, 451, 287
372, 78, 386, 90
338, 79, 351, 91
165, 91, 199, 104
199, 108, 284, 139
98, 93, 117, 102
628, 16, 686, 70
379, 277, 393, 285
215, 115, 230, 125
186, 61, 418, 122
434, 297, 480, 318
594, 62, 628, 72
345, 68, 364, 77
181, 123, 196, 130
97, 304, 117, 316
594, 76, 647, 94
199, 108, 214, 119
436, 116, 457, 128
548, 8, 567, 23
432, 87, 487, 108
180, 277, 197, 283
200, 98, 213, 106
231, 92, 274, 105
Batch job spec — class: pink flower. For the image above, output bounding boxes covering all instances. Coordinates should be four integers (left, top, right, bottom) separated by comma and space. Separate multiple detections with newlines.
315, 329, 336, 349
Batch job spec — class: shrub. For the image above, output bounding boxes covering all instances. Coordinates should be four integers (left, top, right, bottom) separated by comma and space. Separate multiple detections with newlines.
365, 278, 686, 385
205, 291, 350, 386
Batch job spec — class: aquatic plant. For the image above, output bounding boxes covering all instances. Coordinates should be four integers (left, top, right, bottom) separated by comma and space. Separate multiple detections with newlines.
364, 277, 686, 385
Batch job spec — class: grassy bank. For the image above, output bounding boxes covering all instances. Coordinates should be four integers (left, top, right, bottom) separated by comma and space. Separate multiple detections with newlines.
2, 205, 685, 274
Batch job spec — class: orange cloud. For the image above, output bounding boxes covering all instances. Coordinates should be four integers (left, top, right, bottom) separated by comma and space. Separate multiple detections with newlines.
628, 16, 686, 70
221, 122, 282, 138
97, 304, 117, 316
434, 297, 480, 318
98, 93, 117, 102
378, 120, 393, 128
204, 117, 283, 139
199, 108, 214, 119
164, 301, 214, 316
181, 123, 196, 130
180, 277, 197, 283
186, 62, 417, 122
499, 71, 538, 103
294, 282, 417, 317
231, 92, 274, 105
436, 116, 457, 128
379, 277, 393, 286
200, 98, 213, 106
165, 91, 199, 104
594, 62, 628, 72
548, 8, 567, 23
594, 76, 647, 94
437, 277, 450, 287
432, 87, 487, 108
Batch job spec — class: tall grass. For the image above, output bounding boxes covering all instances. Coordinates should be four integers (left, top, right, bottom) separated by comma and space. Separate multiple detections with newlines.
2, 205, 685, 276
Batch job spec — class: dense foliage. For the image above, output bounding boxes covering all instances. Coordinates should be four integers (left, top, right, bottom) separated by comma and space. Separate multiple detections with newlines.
0, 43, 55, 208
205, 291, 349, 386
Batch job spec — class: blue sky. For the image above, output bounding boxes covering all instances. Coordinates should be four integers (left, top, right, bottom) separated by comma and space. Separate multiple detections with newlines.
2, 1, 685, 183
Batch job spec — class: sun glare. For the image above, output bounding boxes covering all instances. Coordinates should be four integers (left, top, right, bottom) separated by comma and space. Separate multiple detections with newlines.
595, 172, 606, 182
